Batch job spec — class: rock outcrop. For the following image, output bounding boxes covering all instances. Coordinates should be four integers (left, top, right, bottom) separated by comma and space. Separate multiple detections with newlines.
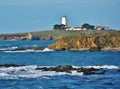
0, 47, 45, 52
0, 64, 25, 67
35, 65, 106, 75
0, 64, 106, 75
11, 47, 44, 51
49, 36, 98, 51
49, 35, 120, 51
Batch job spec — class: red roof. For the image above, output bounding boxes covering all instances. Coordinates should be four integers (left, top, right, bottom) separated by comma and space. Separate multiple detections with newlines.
96, 26, 104, 28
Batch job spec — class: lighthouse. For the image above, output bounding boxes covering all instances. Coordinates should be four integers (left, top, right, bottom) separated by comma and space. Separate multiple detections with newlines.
62, 16, 67, 27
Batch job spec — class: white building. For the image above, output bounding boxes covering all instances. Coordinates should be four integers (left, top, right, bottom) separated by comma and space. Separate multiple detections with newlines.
66, 27, 83, 31
62, 16, 67, 26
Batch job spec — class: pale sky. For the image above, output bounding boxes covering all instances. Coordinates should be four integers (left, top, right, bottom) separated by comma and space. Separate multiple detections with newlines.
0, 0, 120, 33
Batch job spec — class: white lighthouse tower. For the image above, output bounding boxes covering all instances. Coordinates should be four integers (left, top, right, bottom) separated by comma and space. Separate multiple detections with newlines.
62, 16, 67, 27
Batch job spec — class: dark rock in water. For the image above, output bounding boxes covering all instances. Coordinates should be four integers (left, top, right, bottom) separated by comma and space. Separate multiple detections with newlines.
35, 65, 73, 73
0, 64, 25, 67
89, 47, 100, 51
77, 67, 106, 75
118, 69, 120, 72
35, 65, 106, 75
77, 67, 96, 75
117, 67, 120, 72
0, 64, 106, 75
49, 65, 73, 72
11, 47, 45, 51
12, 48, 27, 51
20, 69, 25, 71
35, 67, 50, 71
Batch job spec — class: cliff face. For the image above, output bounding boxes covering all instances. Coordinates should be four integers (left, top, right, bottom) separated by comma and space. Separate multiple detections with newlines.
48, 38, 69, 50
49, 36, 98, 50
76, 37, 97, 48
49, 35, 120, 51
95, 36, 120, 48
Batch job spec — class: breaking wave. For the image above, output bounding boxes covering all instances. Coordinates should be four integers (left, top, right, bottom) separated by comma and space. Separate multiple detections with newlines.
2, 48, 54, 53
84, 65, 119, 69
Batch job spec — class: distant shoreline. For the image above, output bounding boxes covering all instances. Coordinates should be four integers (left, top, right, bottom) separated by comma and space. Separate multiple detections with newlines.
0, 30, 119, 40
0, 30, 120, 52
0, 47, 120, 52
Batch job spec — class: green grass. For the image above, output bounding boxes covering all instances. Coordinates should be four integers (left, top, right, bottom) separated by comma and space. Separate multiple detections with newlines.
0, 29, 120, 40
30, 30, 120, 38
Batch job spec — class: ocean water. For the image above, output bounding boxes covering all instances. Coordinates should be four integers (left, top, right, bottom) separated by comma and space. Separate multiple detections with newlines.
0, 40, 120, 89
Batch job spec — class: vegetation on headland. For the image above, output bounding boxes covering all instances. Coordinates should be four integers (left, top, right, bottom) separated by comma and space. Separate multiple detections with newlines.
0, 30, 119, 40
0, 29, 120, 51
48, 30, 120, 51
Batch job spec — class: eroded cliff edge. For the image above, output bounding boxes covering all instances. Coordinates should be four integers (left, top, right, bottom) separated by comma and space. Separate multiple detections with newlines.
48, 35, 120, 51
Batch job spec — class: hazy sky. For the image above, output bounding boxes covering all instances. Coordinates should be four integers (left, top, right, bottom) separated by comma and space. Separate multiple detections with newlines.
0, 0, 120, 33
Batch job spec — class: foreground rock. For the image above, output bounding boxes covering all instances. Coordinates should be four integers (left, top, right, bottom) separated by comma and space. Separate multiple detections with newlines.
0, 47, 45, 52
11, 47, 44, 51
35, 65, 106, 75
0, 64, 25, 67
0, 64, 106, 75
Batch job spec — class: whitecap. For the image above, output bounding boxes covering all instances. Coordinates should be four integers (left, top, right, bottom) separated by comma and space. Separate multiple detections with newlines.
42, 48, 54, 52
72, 65, 119, 69
0, 48, 7, 51
3, 50, 34, 53
0, 73, 9, 77
3, 48, 54, 53
85, 65, 119, 69
0, 65, 37, 72
70, 71, 83, 76
11, 46, 18, 49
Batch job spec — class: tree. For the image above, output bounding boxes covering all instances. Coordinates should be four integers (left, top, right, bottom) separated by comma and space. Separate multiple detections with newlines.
53, 24, 60, 29
60, 24, 66, 30
53, 24, 66, 30
89, 25, 95, 30
82, 23, 90, 29
82, 23, 95, 30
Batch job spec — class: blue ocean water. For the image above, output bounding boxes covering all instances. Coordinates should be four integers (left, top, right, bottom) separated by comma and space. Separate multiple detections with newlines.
0, 40, 120, 89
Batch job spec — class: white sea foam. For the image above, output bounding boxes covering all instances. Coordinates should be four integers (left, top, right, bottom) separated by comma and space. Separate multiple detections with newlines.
70, 71, 83, 76
42, 48, 54, 52
72, 65, 119, 69
3, 48, 54, 53
3, 49, 34, 53
11, 46, 18, 49
0, 48, 7, 51
0, 73, 9, 77
85, 65, 119, 69
0, 65, 37, 72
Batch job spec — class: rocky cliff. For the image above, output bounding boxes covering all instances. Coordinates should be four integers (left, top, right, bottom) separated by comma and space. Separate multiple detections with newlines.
49, 35, 120, 51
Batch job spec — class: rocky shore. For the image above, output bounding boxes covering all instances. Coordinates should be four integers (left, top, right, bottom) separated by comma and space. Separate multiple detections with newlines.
0, 30, 120, 52
0, 47, 45, 52
1, 64, 120, 75
35, 65, 106, 75
68, 48, 120, 51
0, 64, 107, 75
0, 47, 120, 52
